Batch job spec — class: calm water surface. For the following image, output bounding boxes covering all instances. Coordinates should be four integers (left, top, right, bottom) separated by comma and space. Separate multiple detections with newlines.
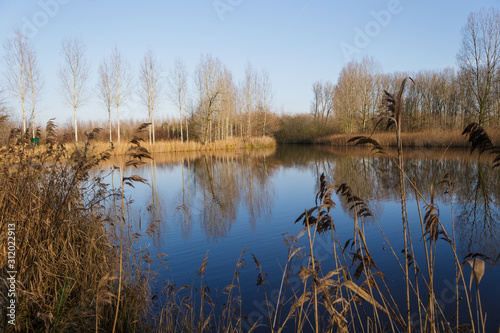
107, 145, 500, 331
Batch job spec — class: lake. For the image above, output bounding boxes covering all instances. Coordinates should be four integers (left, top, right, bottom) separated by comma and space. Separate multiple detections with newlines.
105, 144, 500, 332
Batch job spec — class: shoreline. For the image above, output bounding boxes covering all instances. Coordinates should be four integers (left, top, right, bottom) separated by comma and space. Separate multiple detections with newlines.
68, 136, 276, 156
314, 128, 500, 148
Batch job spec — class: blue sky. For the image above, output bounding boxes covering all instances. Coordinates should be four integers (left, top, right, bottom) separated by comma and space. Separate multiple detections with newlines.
0, 0, 498, 125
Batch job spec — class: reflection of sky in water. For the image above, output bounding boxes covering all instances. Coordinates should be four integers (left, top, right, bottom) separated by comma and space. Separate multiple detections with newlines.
104, 146, 500, 332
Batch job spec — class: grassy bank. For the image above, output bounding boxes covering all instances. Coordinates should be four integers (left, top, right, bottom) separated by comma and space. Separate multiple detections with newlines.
316, 127, 500, 147
72, 136, 276, 156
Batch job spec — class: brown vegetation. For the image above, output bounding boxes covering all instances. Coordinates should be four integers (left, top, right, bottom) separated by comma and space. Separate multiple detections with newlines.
90, 136, 276, 157
316, 127, 500, 148
0, 122, 156, 332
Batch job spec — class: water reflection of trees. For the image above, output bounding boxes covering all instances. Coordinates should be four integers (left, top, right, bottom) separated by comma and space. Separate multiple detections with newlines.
454, 163, 500, 259
287, 145, 500, 260
177, 149, 277, 240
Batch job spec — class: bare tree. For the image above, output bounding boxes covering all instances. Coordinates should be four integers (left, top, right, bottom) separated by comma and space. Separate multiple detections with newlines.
26, 42, 43, 138
3, 30, 29, 133
195, 54, 224, 143
259, 69, 274, 136
457, 7, 500, 125
97, 57, 113, 142
111, 46, 132, 144
310, 80, 334, 123
139, 48, 163, 144
58, 38, 90, 142
332, 57, 383, 132
216, 66, 237, 140
356, 57, 382, 132
333, 62, 360, 133
311, 80, 322, 120
242, 62, 258, 137
167, 58, 189, 143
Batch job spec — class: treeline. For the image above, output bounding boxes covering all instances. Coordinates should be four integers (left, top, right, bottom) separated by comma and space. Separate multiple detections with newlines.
1, 32, 278, 145
309, 59, 498, 134
310, 7, 500, 134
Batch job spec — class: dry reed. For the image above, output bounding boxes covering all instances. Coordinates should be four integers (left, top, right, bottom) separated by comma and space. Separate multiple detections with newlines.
0, 121, 156, 332
316, 128, 500, 148
78, 136, 276, 157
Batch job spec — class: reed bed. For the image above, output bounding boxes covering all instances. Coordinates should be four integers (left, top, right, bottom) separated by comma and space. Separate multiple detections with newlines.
85, 136, 276, 157
0, 122, 157, 332
316, 127, 500, 148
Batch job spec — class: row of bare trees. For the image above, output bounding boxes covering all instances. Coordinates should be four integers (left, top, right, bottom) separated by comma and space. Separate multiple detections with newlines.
193, 56, 274, 144
312, 7, 500, 133
1, 31, 275, 144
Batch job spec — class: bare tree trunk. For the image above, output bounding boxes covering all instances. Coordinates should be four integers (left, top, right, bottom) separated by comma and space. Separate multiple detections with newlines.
31, 107, 35, 138
58, 38, 90, 143
109, 109, 112, 142
148, 107, 152, 144
117, 105, 121, 143
98, 56, 113, 143
22, 97, 26, 134
152, 112, 156, 143
74, 104, 78, 142
140, 48, 163, 145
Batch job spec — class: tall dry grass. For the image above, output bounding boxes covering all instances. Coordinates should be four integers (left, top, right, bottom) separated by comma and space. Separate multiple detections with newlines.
316, 128, 500, 148
79, 136, 276, 157
0, 121, 157, 332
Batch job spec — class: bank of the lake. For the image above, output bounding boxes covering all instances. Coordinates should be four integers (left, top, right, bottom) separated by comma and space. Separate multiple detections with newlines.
88, 136, 276, 156
315, 128, 500, 147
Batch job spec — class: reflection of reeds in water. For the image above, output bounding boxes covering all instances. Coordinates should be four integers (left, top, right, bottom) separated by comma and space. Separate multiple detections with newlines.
149, 159, 161, 219
100, 146, 277, 168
